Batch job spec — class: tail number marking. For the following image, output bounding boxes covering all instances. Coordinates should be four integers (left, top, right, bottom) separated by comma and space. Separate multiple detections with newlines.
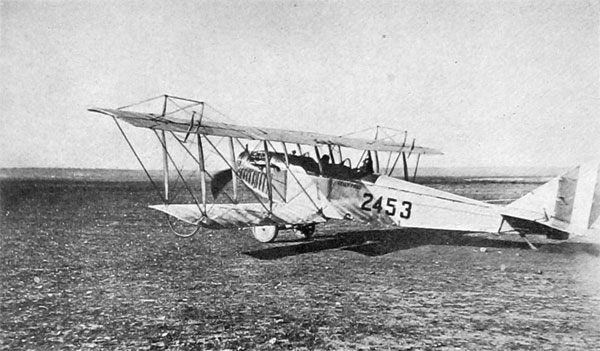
360, 193, 412, 219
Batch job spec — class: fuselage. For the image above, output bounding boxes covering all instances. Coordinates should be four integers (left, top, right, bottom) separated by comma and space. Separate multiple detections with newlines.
236, 150, 505, 233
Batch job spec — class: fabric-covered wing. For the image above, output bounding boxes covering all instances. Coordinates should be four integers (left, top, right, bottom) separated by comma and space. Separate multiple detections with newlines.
89, 107, 442, 155
151, 202, 326, 229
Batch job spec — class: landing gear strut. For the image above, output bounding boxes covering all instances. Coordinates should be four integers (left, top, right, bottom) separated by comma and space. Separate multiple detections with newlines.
251, 224, 317, 243
294, 224, 316, 240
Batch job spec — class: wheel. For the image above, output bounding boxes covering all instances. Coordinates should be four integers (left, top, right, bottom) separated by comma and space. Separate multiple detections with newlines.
297, 224, 316, 239
251, 225, 279, 243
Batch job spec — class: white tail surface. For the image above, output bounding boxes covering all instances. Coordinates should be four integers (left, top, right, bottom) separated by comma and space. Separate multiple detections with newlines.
504, 160, 600, 240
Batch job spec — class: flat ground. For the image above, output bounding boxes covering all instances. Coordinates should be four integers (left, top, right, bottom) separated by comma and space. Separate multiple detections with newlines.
1, 177, 600, 350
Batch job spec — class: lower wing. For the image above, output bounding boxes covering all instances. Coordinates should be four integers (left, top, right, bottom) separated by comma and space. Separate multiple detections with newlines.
150, 202, 326, 229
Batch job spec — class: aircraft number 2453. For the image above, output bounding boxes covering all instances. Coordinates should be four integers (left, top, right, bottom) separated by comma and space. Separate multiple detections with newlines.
360, 193, 412, 219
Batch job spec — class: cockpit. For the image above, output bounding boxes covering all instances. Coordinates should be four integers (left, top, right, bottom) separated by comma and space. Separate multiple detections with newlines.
241, 150, 377, 181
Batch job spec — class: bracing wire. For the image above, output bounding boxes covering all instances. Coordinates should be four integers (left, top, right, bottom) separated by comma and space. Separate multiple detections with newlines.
266, 140, 323, 216
153, 131, 204, 214
169, 131, 237, 205
203, 137, 272, 214
117, 95, 165, 110
154, 130, 205, 238
112, 117, 165, 203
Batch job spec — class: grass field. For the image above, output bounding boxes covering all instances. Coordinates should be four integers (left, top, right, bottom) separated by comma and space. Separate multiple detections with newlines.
1, 175, 600, 350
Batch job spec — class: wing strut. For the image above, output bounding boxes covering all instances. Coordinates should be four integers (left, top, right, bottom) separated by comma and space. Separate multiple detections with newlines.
315, 146, 323, 174
197, 134, 207, 213
388, 152, 401, 176
328, 145, 335, 163
168, 131, 237, 206
202, 137, 271, 214
412, 154, 421, 182
228, 137, 238, 202
281, 142, 290, 166
161, 131, 169, 202
387, 131, 407, 176
374, 126, 380, 173
266, 140, 325, 217
153, 131, 203, 211
402, 152, 409, 181
263, 140, 273, 211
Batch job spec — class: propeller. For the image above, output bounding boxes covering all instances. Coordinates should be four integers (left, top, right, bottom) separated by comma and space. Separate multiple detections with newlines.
210, 168, 233, 199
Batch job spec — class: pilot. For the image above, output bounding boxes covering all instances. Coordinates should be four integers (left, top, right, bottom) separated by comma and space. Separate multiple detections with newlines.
357, 157, 374, 177
364, 157, 374, 173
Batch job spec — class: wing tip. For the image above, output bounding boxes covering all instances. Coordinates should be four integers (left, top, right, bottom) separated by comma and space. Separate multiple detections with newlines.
423, 148, 444, 156
88, 107, 116, 116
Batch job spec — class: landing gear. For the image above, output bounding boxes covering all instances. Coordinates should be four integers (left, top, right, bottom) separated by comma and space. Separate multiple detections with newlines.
294, 224, 316, 240
252, 225, 279, 243
250, 224, 317, 243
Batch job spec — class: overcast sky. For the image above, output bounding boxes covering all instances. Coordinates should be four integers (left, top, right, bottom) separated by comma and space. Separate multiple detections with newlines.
1, 0, 598, 169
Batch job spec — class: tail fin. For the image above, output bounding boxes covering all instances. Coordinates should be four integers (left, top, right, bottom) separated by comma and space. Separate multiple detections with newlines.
502, 160, 600, 241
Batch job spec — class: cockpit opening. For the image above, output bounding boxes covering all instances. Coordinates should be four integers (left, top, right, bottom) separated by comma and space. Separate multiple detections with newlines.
240, 149, 376, 180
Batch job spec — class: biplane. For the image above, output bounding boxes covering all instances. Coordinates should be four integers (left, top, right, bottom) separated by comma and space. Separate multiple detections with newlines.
90, 95, 600, 248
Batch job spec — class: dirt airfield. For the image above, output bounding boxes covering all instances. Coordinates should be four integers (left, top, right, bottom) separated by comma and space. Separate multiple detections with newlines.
1, 176, 600, 350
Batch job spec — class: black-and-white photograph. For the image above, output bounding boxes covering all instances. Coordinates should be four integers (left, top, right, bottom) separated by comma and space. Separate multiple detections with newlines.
1, 1, 599, 349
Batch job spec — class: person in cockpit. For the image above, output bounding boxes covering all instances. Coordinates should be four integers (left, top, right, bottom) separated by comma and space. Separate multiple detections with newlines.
319, 154, 330, 175
354, 156, 374, 178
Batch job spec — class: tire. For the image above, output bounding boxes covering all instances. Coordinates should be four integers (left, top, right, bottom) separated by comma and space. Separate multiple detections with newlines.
251, 225, 279, 243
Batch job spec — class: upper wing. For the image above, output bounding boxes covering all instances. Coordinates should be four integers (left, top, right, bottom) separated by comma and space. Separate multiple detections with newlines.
89, 107, 442, 155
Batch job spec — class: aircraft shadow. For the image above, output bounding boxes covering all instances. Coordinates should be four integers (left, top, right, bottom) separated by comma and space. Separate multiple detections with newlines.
244, 228, 600, 260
